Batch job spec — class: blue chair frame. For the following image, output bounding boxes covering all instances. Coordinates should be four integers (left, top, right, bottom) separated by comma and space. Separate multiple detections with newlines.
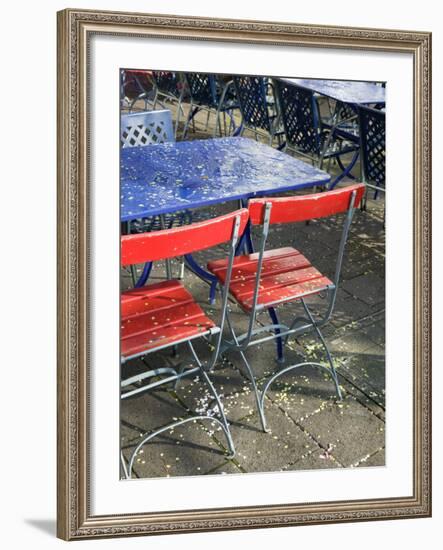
232, 75, 285, 149
182, 73, 240, 138
358, 105, 385, 210
274, 79, 360, 188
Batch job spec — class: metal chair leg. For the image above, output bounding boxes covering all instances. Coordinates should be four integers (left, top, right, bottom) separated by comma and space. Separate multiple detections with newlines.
126, 413, 234, 479
301, 298, 342, 400
237, 350, 269, 432
225, 311, 268, 432
121, 451, 129, 479
259, 361, 340, 427
200, 369, 235, 457
123, 357, 235, 478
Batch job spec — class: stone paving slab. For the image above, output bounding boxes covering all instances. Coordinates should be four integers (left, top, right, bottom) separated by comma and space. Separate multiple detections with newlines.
226, 401, 317, 473
356, 447, 385, 468
341, 272, 385, 307
122, 418, 230, 478
298, 395, 385, 467
338, 348, 386, 410
264, 363, 342, 424
121, 388, 190, 443
282, 448, 342, 471
205, 459, 245, 476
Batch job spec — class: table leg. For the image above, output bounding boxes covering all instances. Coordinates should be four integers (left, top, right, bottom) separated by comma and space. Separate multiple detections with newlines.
159, 214, 173, 279
134, 262, 153, 288
184, 253, 218, 304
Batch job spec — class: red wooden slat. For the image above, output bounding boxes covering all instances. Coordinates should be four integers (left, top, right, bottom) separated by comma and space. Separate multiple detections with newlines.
121, 208, 248, 266
248, 183, 365, 225
121, 280, 191, 318
121, 318, 214, 357
208, 246, 333, 311
208, 247, 298, 272
208, 248, 311, 284
121, 279, 215, 357
121, 301, 210, 340
229, 265, 327, 302
240, 276, 333, 310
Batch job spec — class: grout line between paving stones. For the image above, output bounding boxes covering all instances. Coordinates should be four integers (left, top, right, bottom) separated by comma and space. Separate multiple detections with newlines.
337, 370, 386, 418
266, 399, 347, 468
350, 446, 385, 468
282, 447, 341, 471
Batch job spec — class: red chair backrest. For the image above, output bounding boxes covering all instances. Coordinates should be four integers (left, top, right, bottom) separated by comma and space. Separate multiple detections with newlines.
248, 183, 365, 225
121, 209, 249, 266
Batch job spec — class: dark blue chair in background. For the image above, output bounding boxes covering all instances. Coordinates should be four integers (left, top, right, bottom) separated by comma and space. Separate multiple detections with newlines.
274, 79, 360, 189
182, 73, 240, 138
151, 71, 185, 137
358, 105, 385, 214
232, 75, 285, 149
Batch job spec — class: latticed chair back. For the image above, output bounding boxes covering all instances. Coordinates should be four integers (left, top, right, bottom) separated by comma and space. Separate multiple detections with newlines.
337, 101, 357, 122
184, 73, 218, 107
358, 105, 385, 191
152, 71, 181, 98
274, 79, 323, 156
232, 75, 273, 133
120, 109, 174, 148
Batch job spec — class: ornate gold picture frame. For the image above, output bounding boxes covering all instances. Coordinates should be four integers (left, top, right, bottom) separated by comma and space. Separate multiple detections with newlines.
57, 8, 431, 540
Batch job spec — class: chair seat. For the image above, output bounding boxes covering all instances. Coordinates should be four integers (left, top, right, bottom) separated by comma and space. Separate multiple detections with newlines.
121, 280, 215, 358
208, 247, 333, 311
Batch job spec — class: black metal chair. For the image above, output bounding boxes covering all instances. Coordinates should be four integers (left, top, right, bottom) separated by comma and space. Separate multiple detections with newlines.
358, 105, 385, 212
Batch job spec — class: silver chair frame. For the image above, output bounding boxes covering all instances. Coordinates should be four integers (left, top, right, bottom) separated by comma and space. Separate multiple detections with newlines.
120, 214, 243, 478
220, 191, 358, 431
150, 72, 186, 139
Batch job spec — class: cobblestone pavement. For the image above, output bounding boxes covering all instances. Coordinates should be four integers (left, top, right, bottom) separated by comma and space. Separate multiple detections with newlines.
120, 97, 385, 479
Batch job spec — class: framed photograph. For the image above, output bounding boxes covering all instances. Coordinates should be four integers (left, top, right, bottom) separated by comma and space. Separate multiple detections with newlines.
57, 8, 431, 540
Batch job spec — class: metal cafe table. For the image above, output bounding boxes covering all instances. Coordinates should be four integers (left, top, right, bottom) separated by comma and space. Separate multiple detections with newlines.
120, 136, 331, 299
277, 78, 385, 106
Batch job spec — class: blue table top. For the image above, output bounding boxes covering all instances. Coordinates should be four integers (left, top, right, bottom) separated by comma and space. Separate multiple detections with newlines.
279, 78, 385, 105
120, 137, 331, 221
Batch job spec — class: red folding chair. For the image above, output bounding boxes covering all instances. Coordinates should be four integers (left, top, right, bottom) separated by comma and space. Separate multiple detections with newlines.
207, 184, 365, 432
120, 208, 249, 478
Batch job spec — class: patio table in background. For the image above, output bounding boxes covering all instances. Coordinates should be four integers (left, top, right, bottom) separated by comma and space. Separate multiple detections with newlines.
120, 136, 331, 298
277, 78, 385, 105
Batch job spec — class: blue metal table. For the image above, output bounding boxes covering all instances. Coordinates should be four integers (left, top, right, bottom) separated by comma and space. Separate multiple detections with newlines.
121, 136, 330, 221
121, 136, 331, 299
278, 78, 385, 105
